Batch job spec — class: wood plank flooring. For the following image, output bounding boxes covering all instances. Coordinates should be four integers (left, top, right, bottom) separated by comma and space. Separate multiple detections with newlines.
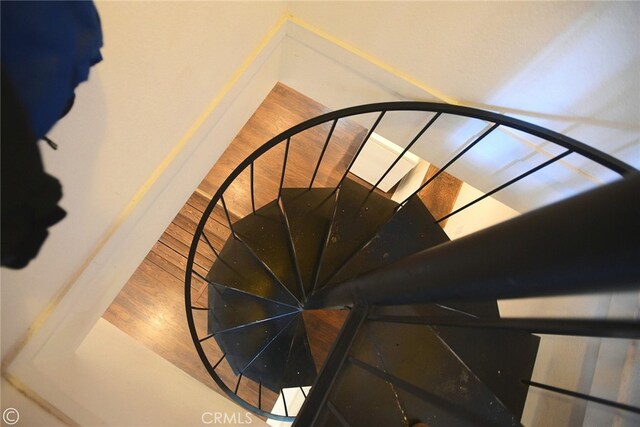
102, 82, 462, 414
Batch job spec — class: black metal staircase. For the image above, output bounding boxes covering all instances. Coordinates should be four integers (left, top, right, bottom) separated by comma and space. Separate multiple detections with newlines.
185, 102, 640, 425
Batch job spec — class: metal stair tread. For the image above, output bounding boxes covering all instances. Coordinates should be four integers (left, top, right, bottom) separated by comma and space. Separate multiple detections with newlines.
370, 303, 538, 418
213, 311, 299, 379
206, 281, 300, 336
314, 177, 399, 291
431, 322, 539, 419
234, 200, 305, 302
345, 318, 520, 426
325, 194, 450, 286
238, 313, 301, 392
207, 236, 300, 307
320, 359, 407, 427
281, 314, 318, 388
279, 187, 338, 299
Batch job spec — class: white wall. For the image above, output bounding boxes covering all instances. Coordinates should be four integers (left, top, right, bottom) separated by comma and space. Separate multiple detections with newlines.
443, 182, 519, 239
1, 0, 286, 361
287, 1, 640, 212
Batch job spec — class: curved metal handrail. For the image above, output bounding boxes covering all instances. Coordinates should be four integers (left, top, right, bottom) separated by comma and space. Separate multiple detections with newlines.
185, 102, 637, 421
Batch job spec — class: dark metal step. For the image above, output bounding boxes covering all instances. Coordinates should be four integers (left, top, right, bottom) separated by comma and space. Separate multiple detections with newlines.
212, 311, 299, 381
369, 304, 538, 419
237, 314, 300, 392
318, 358, 408, 426
314, 178, 398, 291
431, 323, 539, 419
329, 319, 521, 426
279, 188, 338, 298
281, 316, 318, 388
206, 281, 300, 335
207, 236, 300, 307
325, 194, 449, 286
234, 314, 317, 393
234, 200, 305, 302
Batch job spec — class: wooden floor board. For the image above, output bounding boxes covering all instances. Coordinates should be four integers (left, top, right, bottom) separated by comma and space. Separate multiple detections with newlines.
418, 165, 462, 227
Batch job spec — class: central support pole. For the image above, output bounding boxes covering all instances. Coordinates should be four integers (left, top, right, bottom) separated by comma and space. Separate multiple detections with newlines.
306, 174, 640, 310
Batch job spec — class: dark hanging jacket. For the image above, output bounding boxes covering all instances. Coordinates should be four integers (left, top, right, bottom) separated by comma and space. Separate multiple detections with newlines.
1, 1, 103, 268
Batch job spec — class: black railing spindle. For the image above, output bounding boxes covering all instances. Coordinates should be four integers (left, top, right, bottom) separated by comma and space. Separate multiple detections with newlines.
278, 138, 291, 201
250, 162, 256, 214
199, 333, 215, 343
212, 353, 226, 370
234, 373, 243, 394
201, 232, 219, 258
436, 150, 571, 222
220, 195, 236, 236
310, 119, 339, 189
337, 111, 386, 189
282, 389, 289, 417
523, 380, 640, 414
371, 112, 441, 193
400, 122, 500, 206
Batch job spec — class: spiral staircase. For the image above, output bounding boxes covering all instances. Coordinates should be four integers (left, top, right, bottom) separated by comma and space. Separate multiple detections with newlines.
184, 102, 640, 425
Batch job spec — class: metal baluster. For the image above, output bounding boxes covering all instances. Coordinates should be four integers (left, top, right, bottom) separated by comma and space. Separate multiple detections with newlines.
370, 112, 441, 193
212, 353, 226, 370
336, 111, 386, 190
234, 373, 243, 394
523, 380, 640, 414
201, 232, 220, 258
199, 333, 215, 343
250, 162, 256, 214
220, 195, 236, 237
310, 119, 339, 189
437, 150, 571, 222
399, 123, 500, 207
278, 138, 291, 201
282, 389, 289, 417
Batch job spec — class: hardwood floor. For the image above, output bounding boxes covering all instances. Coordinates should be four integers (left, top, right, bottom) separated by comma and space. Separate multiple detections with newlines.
419, 165, 462, 227
102, 82, 461, 414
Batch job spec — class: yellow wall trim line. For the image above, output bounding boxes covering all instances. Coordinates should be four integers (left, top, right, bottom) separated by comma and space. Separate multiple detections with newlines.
3, 373, 80, 426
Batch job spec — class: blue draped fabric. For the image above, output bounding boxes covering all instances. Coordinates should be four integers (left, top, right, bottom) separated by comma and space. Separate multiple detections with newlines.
1, 1, 103, 138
